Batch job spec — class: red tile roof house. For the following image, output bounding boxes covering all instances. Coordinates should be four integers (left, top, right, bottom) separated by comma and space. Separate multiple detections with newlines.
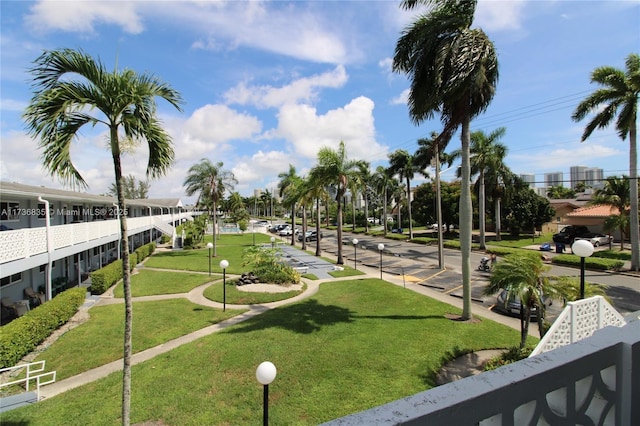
565, 204, 623, 241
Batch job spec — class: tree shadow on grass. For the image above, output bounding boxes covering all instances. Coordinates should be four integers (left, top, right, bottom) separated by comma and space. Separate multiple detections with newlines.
226, 299, 355, 334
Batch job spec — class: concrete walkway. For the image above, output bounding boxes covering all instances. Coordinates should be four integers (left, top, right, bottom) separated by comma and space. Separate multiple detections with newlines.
36, 246, 522, 401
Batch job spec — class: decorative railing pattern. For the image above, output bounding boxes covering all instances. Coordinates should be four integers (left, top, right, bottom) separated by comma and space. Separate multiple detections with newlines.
323, 319, 639, 425
531, 296, 626, 357
0, 213, 186, 264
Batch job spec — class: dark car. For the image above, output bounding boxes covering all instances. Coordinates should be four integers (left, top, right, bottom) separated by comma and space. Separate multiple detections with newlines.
298, 230, 322, 242
552, 225, 590, 244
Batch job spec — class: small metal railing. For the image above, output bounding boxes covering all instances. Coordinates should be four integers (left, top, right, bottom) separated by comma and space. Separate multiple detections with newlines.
0, 360, 56, 401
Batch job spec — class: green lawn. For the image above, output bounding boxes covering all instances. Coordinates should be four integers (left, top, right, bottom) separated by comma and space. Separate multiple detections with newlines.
2, 279, 532, 425
31, 299, 246, 381
145, 242, 262, 273
113, 269, 217, 297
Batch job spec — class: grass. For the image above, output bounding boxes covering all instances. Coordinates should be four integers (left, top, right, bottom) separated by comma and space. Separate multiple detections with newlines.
487, 232, 554, 248
113, 269, 216, 297
30, 299, 246, 381
203, 281, 307, 305
2, 279, 532, 425
329, 267, 367, 278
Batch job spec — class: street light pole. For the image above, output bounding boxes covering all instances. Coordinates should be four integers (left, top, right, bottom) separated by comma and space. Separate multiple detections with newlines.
352, 238, 358, 270
256, 361, 277, 426
206, 242, 213, 276
377, 243, 384, 280
571, 239, 594, 299
270, 236, 275, 249
220, 259, 229, 311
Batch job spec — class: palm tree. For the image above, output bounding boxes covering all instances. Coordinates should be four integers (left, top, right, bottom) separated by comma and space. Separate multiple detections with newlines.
414, 132, 455, 268
278, 165, 302, 245
387, 149, 419, 239
183, 159, 236, 257
372, 166, 394, 236
393, 0, 499, 320
572, 53, 639, 271
309, 141, 361, 264
304, 175, 330, 256
23, 48, 182, 426
484, 254, 560, 349
591, 175, 631, 250
453, 128, 507, 249
484, 163, 514, 242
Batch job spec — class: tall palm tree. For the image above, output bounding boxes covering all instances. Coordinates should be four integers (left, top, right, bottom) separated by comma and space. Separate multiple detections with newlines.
183, 159, 236, 257
453, 128, 507, 249
393, 0, 499, 320
23, 48, 182, 426
372, 166, 394, 236
309, 141, 361, 264
387, 149, 419, 239
572, 53, 639, 271
591, 175, 631, 250
278, 165, 302, 245
414, 132, 455, 268
304, 175, 330, 256
484, 166, 514, 242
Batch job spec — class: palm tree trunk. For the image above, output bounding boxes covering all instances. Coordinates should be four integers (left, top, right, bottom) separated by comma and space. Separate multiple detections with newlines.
291, 204, 296, 246
520, 306, 531, 350
315, 198, 321, 257
460, 115, 473, 320
212, 201, 218, 257
364, 192, 369, 233
352, 197, 356, 231
495, 197, 502, 242
406, 177, 413, 239
383, 188, 388, 237
435, 147, 444, 269
301, 205, 307, 251
479, 171, 486, 249
337, 193, 344, 264
629, 125, 639, 271
112, 134, 132, 426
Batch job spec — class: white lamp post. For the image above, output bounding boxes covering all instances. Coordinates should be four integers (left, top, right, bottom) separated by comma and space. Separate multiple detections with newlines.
256, 361, 277, 426
571, 239, 594, 299
352, 238, 358, 270
377, 243, 384, 279
206, 242, 213, 276
270, 236, 276, 249
219, 259, 229, 311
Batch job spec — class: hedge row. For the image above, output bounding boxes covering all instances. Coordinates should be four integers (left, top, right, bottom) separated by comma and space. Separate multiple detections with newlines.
90, 242, 156, 295
551, 254, 624, 271
0, 287, 86, 368
486, 246, 542, 258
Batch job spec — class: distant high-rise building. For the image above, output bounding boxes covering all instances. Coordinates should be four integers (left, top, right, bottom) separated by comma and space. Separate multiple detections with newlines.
570, 166, 588, 188
519, 173, 536, 188
545, 172, 563, 187
585, 167, 604, 186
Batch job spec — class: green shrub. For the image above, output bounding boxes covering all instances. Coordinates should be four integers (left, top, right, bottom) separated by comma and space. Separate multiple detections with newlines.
90, 260, 123, 295
592, 250, 632, 261
242, 246, 300, 285
160, 234, 171, 244
411, 237, 436, 245
129, 252, 138, 269
551, 255, 624, 271
484, 346, 533, 371
0, 287, 86, 368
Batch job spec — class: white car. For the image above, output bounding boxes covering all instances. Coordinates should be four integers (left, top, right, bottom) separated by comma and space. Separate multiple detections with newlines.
579, 234, 613, 247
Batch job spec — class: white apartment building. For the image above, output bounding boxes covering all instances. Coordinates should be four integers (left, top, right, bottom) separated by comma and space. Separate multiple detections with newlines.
519, 173, 536, 188
0, 181, 193, 305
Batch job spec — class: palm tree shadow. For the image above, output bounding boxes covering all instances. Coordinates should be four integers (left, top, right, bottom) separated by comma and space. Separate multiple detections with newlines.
226, 299, 355, 334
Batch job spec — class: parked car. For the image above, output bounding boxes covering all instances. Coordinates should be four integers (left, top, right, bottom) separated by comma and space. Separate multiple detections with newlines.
298, 230, 322, 242
269, 224, 288, 233
576, 234, 613, 247
494, 289, 543, 320
278, 226, 292, 236
552, 225, 590, 244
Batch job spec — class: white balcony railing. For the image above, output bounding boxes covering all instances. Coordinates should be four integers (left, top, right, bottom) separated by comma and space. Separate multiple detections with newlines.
0, 213, 184, 264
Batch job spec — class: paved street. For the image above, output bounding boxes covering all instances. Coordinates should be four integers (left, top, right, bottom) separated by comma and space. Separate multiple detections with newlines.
278, 228, 640, 322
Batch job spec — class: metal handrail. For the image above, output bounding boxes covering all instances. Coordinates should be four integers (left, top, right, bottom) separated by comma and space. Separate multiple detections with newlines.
0, 360, 56, 401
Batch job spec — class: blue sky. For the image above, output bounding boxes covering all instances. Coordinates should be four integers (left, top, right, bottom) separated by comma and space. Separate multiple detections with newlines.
1, 0, 638, 203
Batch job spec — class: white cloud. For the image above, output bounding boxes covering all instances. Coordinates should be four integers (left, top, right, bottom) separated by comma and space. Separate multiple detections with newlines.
391, 89, 410, 106
273, 96, 386, 162
475, 0, 527, 32
511, 143, 622, 171
232, 150, 292, 188
25, 0, 144, 34
223, 65, 348, 109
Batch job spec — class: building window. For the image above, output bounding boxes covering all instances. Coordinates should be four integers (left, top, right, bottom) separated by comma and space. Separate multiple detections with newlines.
1, 272, 22, 288
0, 201, 20, 221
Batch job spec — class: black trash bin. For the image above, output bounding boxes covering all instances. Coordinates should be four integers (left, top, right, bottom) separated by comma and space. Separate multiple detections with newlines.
555, 243, 565, 253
